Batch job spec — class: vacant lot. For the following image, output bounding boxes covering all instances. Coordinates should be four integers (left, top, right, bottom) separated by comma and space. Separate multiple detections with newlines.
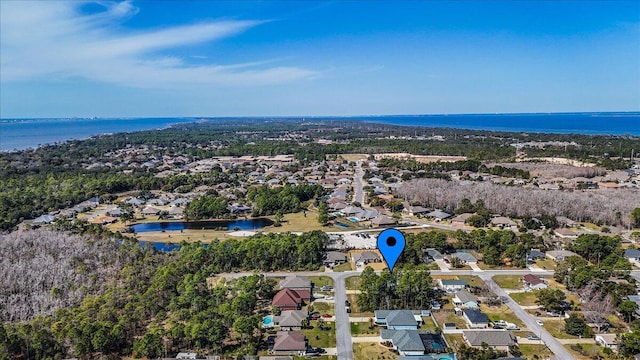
352, 342, 396, 360
493, 275, 523, 289
481, 304, 525, 328
510, 291, 539, 306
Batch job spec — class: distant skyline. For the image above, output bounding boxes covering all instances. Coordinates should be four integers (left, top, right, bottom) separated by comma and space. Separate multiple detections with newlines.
1, 1, 639, 118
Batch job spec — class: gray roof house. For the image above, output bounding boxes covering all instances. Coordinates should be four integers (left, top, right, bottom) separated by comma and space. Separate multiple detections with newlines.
355, 251, 381, 266
546, 250, 579, 262
624, 249, 640, 262
323, 251, 347, 265
380, 329, 425, 356
33, 214, 55, 225
374, 310, 420, 330
462, 330, 517, 350
424, 248, 444, 261
275, 310, 307, 330
426, 210, 452, 221
279, 276, 312, 291
439, 279, 468, 293
451, 251, 477, 264
462, 309, 491, 328
453, 290, 479, 309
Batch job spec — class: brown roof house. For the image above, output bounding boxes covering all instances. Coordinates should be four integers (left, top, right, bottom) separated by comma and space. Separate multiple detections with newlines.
272, 289, 306, 311
272, 331, 307, 355
522, 274, 548, 291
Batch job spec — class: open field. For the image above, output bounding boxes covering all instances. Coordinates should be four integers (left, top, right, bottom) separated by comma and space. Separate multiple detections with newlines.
510, 292, 539, 306
493, 275, 523, 289
518, 344, 555, 359
345, 276, 361, 291
542, 319, 579, 339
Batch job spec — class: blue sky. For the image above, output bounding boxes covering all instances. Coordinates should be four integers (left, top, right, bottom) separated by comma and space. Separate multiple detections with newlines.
1, 0, 638, 118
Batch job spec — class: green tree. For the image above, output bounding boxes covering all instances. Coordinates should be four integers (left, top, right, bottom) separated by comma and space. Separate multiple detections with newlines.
317, 202, 329, 226
632, 208, 640, 228
535, 288, 566, 313
564, 313, 588, 336
619, 300, 639, 323
620, 331, 640, 356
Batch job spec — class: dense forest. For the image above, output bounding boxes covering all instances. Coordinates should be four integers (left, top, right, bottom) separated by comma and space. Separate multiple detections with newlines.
398, 178, 639, 227
0, 230, 328, 359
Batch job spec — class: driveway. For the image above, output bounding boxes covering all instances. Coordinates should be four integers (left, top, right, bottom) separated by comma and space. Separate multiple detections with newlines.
480, 274, 575, 360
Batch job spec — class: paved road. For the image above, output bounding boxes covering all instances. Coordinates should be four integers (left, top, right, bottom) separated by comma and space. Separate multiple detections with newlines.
353, 163, 365, 205
333, 273, 353, 360
479, 274, 574, 360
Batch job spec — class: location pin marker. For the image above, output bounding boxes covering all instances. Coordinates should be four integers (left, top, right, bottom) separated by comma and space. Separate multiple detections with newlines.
377, 228, 406, 272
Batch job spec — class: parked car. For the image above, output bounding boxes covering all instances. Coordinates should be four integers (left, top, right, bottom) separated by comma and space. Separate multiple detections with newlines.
310, 312, 321, 320
536, 319, 544, 326
325, 296, 334, 300
345, 300, 351, 306
321, 313, 332, 318
527, 334, 541, 341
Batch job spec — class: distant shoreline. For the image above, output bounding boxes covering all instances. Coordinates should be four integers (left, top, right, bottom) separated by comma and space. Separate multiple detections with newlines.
1, 112, 638, 151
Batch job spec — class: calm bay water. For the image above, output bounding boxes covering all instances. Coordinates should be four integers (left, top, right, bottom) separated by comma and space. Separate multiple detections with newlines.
1, 113, 638, 151
130, 219, 273, 233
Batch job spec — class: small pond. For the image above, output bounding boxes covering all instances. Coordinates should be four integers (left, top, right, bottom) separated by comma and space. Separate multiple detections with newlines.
130, 218, 273, 233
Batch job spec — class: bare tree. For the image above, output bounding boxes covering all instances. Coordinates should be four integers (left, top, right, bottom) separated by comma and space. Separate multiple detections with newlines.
577, 283, 614, 332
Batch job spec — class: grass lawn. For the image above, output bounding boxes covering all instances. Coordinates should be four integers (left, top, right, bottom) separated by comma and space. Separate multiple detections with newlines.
310, 276, 334, 288
301, 320, 336, 348
352, 342, 397, 360
493, 275, 524, 289
456, 275, 484, 288
536, 258, 557, 270
420, 317, 439, 331
310, 302, 334, 315
333, 262, 353, 272
345, 276, 361, 290
510, 291, 539, 306
426, 262, 441, 270
480, 304, 525, 328
565, 343, 611, 360
542, 319, 579, 339
272, 211, 326, 233
350, 322, 379, 336
519, 344, 555, 359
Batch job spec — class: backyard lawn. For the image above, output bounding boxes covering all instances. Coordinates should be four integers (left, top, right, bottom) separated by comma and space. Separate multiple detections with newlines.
518, 344, 555, 359
352, 343, 396, 360
492, 275, 523, 289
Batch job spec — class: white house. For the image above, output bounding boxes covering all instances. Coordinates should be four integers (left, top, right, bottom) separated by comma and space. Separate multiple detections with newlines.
595, 334, 618, 351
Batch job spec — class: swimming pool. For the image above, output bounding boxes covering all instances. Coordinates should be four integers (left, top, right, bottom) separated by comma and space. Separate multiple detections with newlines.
262, 315, 274, 328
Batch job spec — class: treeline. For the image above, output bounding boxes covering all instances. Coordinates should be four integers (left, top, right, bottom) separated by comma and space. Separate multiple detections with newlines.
357, 265, 437, 311
398, 178, 640, 227
1, 230, 329, 359
246, 184, 324, 216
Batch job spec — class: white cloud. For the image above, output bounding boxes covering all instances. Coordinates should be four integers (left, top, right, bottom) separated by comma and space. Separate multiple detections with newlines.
0, 1, 316, 87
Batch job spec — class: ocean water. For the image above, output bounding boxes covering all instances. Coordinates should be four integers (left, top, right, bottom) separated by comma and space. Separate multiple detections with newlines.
0, 117, 199, 151
1, 113, 638, 151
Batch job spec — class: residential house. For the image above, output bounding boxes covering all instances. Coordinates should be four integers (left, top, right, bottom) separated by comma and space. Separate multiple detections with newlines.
279, 276, 312, 300
141, 206, 161, 216
176, 352, 197, 359
462, 330, 517, 350
451, 213, 474, 227
595, 334, 618, 351
451, 251, 477, 264
272, 289, 306, 311
554, 228, 579, 239
624, 249, 640, 263
356, 209, 378, 222
491, 217, 517, 229
426, 210, 452, 221
355, 251, 381, 267
462, 309, 491, 328
546, 250, 579, 262
275, 310, 307, 331
167, 206, 184, 219
522, 274, 548, 291
374, 310, 421, 330
379, 330, 448, 357
453, 290, 479, 309
341, 205, 364, 216
32, 214, 55, 225
527, 249, 546, 262
371, 215, 396, 227
272, 331, 307, 355
402, 203, 430, 217
424, 248, 444, 262
439, 279, 468, 293
323, 251, 347, 266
